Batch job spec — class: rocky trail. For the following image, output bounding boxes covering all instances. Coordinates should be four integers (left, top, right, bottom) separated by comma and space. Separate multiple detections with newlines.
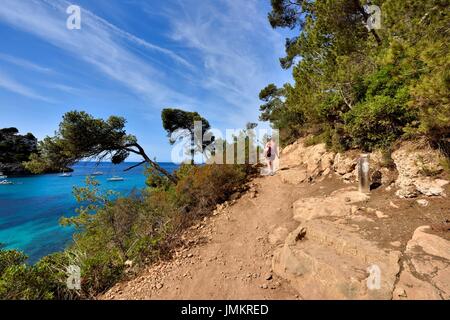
103, 173, 304, 299
103, 139, 450, 300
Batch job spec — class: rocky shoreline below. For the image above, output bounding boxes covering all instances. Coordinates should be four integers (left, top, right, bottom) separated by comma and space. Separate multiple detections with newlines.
0, 127, 74, 177
0, 162, 73, 177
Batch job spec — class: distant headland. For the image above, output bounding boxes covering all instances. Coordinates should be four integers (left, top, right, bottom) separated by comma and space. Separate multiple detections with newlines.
0, 127, 72, 176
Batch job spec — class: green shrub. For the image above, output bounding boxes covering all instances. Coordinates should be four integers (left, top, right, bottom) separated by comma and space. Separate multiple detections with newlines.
304, 134, 323, 147
0, 250, 27, 275
0, 250, 72, 300
175, 164, 247, 221
344, 92, 417, 151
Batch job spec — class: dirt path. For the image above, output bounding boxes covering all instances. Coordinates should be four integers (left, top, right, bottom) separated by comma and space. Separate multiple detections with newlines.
102, 173, 305, 300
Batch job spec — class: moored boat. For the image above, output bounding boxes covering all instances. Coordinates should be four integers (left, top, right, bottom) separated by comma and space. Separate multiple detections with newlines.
59, 172, 72, 177
107, 176, 124, 182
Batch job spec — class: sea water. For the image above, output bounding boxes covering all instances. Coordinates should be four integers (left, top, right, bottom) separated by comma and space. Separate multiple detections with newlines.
0, 162, 177, 263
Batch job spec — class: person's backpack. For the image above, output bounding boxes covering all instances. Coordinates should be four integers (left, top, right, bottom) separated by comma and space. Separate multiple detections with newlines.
267, 145, 272, 158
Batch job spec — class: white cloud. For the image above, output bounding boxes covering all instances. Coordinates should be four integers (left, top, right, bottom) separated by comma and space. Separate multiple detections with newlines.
0, 0, 193, 107
0, 53, 53, 74
0, 71, 54, 103
0, 0, 292, 131
166, 0, 291, 127
42, 82, 80, 95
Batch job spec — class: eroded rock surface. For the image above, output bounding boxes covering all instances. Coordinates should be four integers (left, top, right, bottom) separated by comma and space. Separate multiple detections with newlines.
273, 219, 401, 299
293, 187, 369, 221
393, 226, 450, 300
279, 168, 308, 185
392, 141, 448, 198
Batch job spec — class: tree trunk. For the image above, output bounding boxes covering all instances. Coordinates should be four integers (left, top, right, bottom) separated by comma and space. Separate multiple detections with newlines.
127, 143, 178, 184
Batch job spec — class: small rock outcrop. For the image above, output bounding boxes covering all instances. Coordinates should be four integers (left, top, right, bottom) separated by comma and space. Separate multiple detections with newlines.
272, 219, 401, 299
0, 127, 37, 176
333, 153, 357, 176
279, 168, 308, 185
394, 226, 450, 300
293, 187, 369, 221
279, 139, 335, 179
392, 141, 448, 198
268, 226, 290, 246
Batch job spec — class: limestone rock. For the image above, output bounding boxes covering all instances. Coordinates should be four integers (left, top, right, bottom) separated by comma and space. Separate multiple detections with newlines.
390, 241, 401, 247
393, 263, 442, 300
394, 225, 450, 300
333, 153, 357, 175
322, 167, 331, 176
416, 199, 429, 207
229, 192, 241, 201
407, 226, 450, 260
124, 260, 133, 268
389, 201, 399, 209
414, 178, 448, 197
380, 168, 397, 186
268, 226, 289, 246
342, 173, 354, 182
392, 141, 447, 198
281, 142, 298, 154
273, 219, 401, 299
320, 152, 335, 172
375, 210, 388, 219
293, 187, 369, 222
0, 128, 39, 176
303, 143, 327, 174
279, 168, 308, 185
280, 139, 307, 169
395, 186, 419, 198
350, 205, 359, 214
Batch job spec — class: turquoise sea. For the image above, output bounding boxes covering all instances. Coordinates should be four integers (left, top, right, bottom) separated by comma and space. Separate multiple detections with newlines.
0, 162, 177, 263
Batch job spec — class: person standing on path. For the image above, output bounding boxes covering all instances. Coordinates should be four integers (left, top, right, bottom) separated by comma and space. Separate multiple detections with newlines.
264, 137, 278, 175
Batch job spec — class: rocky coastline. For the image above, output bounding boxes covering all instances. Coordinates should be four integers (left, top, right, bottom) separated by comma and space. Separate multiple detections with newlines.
0, 127, 73, 177
0, 162, 73, 177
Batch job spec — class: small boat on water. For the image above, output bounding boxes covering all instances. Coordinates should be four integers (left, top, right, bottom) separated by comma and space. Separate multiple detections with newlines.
0, 172, 12, 185
59, 172, 72, 177
107, 176, 124, 182
91, 171, 104, 176
58, 168, 72, 177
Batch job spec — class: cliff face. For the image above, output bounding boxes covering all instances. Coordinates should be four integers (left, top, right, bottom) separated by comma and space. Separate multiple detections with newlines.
0, 127, 38, 176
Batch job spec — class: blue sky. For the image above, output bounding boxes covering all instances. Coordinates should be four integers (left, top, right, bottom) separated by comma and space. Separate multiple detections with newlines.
0, 0, 293, 161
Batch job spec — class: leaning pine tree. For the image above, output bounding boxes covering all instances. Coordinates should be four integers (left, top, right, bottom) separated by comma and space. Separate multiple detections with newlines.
24, 111, 177, 183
